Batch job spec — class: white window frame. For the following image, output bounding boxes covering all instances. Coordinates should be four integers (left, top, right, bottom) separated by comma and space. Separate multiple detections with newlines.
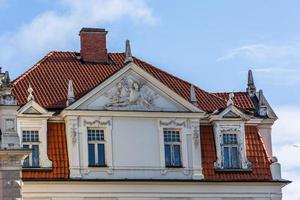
163, 128, 183, 168
87, 128, 106, 167
213, 122, 250, 170
158, 119, 188, 170
78, 117, 113, 173
22, 130, 40, 167
221, 133, 240, 169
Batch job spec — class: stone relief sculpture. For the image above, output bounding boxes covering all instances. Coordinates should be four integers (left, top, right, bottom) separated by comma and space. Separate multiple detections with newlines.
105, 78, 158, 110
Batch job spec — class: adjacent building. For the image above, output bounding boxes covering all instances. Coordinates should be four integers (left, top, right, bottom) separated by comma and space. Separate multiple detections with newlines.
0, 28, 289, 200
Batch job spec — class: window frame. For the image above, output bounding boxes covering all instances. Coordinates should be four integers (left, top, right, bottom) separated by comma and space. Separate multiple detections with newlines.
213, 123, 251, 171
22, 130, 41, 168
221, 133, 240, 169
87, 128, 107, 167
163, 128, 183, 168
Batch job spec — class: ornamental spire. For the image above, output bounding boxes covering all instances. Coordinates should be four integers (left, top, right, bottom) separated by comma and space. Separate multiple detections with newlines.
27, 84, 34, 102
258, 89, 268, 117
66, 80, 75, 106
190, 85, 197, 106
258, 89, 266, 106
246, 69, 256, 96
4, 71, 10, 86
124, 39, 133, 64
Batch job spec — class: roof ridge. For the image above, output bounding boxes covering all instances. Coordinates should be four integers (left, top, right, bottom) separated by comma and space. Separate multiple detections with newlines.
13, 51, 55, 85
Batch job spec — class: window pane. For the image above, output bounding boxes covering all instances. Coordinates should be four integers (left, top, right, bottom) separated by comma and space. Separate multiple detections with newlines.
87, 129, 104, 141
88, 144, 95, 166
164, 130, 180, 142
223, 147, 229, 168
32, 145, 39, 167
97, 144, 105, 166
164, 144, 171, 167
22, 130, 39, 142
23, 145, 30, 167
231, 147, 239, 168
173, 144, 181, 166
223, 134, 237, 144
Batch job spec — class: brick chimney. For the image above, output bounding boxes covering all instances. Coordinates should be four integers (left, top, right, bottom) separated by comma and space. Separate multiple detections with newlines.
79, 28, 108, 63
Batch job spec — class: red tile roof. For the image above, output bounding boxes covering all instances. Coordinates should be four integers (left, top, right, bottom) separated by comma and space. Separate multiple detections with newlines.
22, 122, 69, 180
213, 92, 255, 110
12, 51, 254, 113
201, 125, 272, 181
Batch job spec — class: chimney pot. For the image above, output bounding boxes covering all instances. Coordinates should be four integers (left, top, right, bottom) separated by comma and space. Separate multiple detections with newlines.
79, 28, 108, 63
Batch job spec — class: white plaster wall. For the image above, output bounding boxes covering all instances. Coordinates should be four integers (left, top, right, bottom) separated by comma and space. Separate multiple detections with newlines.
79, 116, 199, 180
258, 126, 273, 158
22, 181, 284, 200
112, 118, 160, 167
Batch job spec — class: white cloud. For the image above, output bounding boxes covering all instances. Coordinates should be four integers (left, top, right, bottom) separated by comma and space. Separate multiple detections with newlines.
272, 106, 300, 200
217, 43, 300, 62
0, 0, 156, 76
221, 42, 300, 86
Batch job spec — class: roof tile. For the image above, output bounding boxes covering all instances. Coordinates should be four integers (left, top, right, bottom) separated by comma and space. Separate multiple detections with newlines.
12, 51, 253, 112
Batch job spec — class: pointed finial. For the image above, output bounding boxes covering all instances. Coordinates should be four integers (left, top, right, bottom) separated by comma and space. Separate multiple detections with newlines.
4, 71, 10, 84
27, 84, 34, 102
227, 92, 235, 106
258, 89, 265, 106
66, 80, 75, 106
190, 85, 197, 106
258, 89, 268, 117
246, 69, 256, 96
124, 39, 133, 64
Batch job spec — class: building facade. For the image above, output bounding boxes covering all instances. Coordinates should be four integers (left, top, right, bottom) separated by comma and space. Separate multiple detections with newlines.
0, 28, 289, 199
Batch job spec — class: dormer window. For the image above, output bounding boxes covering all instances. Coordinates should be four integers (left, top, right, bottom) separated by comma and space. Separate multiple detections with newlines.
17, 98, 53, 168
22, 130, 40, 167
209, 102, 251, 171
213, 124, 251, 171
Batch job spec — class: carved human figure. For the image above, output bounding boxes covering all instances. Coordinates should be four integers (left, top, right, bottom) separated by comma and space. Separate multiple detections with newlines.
119, 81, 128, 98
105, 77, 157, 109
129, 82, 140, 104
106, 80, 130, 107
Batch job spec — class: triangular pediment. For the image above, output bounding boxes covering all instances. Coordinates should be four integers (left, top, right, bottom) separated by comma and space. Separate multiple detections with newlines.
68, 63, 202, 112
209, 105, 250, 122
18, 100, 52, 116
223, 110, 240, 118
23, 106, 40, 114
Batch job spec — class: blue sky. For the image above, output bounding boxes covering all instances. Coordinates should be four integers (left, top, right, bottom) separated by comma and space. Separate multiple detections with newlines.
0, 0, 299, 199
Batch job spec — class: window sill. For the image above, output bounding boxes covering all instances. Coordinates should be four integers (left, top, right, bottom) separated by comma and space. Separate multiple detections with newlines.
88, 165, 107, 168
22, 167, 52, 171
165, 166, 183, 169
215, 168, 252, 172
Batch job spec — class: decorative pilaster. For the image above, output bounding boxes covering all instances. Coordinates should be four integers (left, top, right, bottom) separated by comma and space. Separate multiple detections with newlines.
190, 119, 203, 180
66, 116, 82, 178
